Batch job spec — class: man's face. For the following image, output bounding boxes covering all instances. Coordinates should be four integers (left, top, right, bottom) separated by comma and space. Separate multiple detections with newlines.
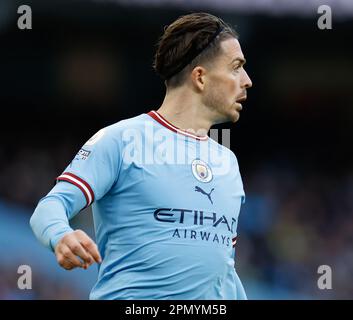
202, 37, 252, 124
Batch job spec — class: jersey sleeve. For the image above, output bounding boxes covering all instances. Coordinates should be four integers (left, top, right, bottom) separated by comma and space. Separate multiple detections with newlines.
56, 127, 122, 207
30, 182, 87, 251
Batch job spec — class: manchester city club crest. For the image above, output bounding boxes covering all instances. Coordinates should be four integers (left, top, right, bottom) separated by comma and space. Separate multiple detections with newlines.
191, 159, 213, 183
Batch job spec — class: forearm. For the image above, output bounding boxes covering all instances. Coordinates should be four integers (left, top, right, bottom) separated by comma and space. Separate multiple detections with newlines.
30, 197, 74, 251
30, 181, 87, 251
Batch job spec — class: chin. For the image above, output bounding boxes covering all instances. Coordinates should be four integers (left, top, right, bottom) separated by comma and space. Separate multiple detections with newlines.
232, 115, 240, 123
214, 106, 239, 124
216, 111, 239, 124
229, 110, 240, 123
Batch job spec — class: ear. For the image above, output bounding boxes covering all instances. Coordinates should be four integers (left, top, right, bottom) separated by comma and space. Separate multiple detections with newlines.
190, 66, 206, 91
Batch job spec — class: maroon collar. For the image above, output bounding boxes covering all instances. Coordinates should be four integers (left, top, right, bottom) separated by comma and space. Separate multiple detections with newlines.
147, 110, 208, 141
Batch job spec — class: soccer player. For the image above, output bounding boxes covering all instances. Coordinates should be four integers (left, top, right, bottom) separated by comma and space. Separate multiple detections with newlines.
30, 12, 252, 299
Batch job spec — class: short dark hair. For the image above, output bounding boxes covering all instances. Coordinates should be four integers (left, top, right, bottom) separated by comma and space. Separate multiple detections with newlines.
153, 12, 238, 88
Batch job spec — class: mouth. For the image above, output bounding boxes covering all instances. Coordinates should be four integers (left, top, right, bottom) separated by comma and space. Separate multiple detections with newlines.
235, 95, 247, 111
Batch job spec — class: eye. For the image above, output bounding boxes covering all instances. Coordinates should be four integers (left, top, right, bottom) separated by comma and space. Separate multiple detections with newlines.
233, 65, 241, 73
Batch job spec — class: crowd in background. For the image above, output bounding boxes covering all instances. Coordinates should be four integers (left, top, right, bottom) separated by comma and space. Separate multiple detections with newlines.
238, 165, 353, 299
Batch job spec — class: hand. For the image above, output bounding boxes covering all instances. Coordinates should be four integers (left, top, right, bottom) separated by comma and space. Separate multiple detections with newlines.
54, 229, 102, 270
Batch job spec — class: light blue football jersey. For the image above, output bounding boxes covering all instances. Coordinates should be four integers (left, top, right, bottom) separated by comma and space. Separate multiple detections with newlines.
56, 111, 246, 300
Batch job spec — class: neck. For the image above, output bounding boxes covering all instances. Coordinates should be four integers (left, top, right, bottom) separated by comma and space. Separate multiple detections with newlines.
156, 86, 214, 137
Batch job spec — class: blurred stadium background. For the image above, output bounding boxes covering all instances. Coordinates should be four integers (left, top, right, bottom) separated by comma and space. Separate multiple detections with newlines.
0, 0, 352, 299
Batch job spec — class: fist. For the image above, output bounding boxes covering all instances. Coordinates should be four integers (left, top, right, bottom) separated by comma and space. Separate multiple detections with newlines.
55, 229, 102, 270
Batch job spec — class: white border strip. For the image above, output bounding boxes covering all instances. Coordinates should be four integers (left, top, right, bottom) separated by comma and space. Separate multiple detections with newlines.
151, 111, 208, 141
59, 174, 93, 206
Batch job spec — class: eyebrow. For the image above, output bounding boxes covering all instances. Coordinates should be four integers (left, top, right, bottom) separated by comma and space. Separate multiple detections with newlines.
229, 57, 246, 65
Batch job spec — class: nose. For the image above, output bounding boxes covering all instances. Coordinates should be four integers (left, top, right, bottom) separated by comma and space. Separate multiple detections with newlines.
242, 69, 252, 89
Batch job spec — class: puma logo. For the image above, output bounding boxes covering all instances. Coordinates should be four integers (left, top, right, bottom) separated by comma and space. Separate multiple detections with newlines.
195, 186, 214, 204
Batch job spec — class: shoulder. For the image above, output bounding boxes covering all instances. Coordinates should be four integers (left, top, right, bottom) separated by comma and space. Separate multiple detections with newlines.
84, 113, 149, 148
208, 136, 239, 167
107, 113, 149, 132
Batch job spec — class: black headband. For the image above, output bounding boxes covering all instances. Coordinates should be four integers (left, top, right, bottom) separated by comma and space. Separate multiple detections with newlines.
164, 26, 223, 80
